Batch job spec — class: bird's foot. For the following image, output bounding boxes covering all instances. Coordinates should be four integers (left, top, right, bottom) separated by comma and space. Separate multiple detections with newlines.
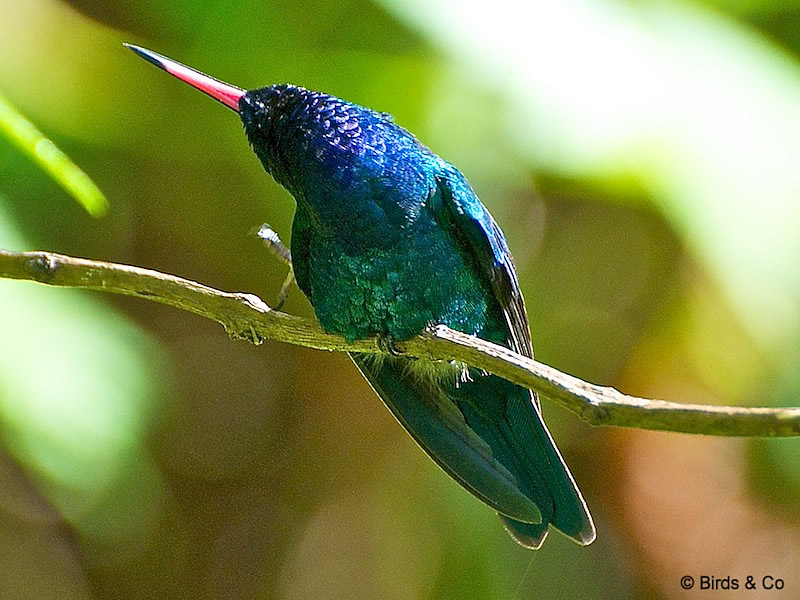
253, 223, 292, 266
376, 333, 402, 357
274, 270, 295, 310
253, 223, 294, 310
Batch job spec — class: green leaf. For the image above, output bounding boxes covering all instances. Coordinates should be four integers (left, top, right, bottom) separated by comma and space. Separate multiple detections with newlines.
0, 91, 108, 217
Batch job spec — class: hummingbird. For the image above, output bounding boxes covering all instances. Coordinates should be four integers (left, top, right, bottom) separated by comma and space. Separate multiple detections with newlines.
125, 44, 595, 549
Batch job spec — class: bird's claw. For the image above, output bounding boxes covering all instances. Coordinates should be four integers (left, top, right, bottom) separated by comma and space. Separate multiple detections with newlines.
274, 269, 295, 311
253, 223, 294, 309
254, 223, 292, 266
376, 334, 402, 356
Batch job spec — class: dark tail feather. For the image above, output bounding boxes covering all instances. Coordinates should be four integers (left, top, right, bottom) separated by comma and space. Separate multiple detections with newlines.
452, 375, 595, 546
350, 353, 544, 525
499, 388, 596, 547
351, 352, 595, 547
500, 516, 550, 549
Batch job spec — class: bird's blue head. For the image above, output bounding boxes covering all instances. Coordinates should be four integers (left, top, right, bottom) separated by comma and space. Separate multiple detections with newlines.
123, 44, 437, 217
239, 84, 399, 200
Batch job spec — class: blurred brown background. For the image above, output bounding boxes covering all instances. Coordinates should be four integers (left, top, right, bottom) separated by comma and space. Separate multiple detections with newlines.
1, 0, 799, 598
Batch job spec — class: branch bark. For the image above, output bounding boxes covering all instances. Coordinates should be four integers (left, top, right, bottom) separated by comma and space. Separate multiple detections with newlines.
2, 248, 798, 437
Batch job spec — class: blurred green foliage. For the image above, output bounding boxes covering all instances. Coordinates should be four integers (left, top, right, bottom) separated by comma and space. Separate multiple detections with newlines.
1, 0, 799, 598
0, 94, 108, 216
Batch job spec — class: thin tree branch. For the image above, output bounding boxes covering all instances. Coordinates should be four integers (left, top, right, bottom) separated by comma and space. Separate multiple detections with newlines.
2, 248, 798, 437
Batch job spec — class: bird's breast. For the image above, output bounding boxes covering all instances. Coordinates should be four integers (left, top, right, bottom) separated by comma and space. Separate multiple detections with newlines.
293, 212, 492, 343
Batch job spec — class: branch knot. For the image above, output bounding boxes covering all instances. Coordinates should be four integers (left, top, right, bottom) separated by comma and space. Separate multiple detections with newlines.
24, 253, 57, 283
